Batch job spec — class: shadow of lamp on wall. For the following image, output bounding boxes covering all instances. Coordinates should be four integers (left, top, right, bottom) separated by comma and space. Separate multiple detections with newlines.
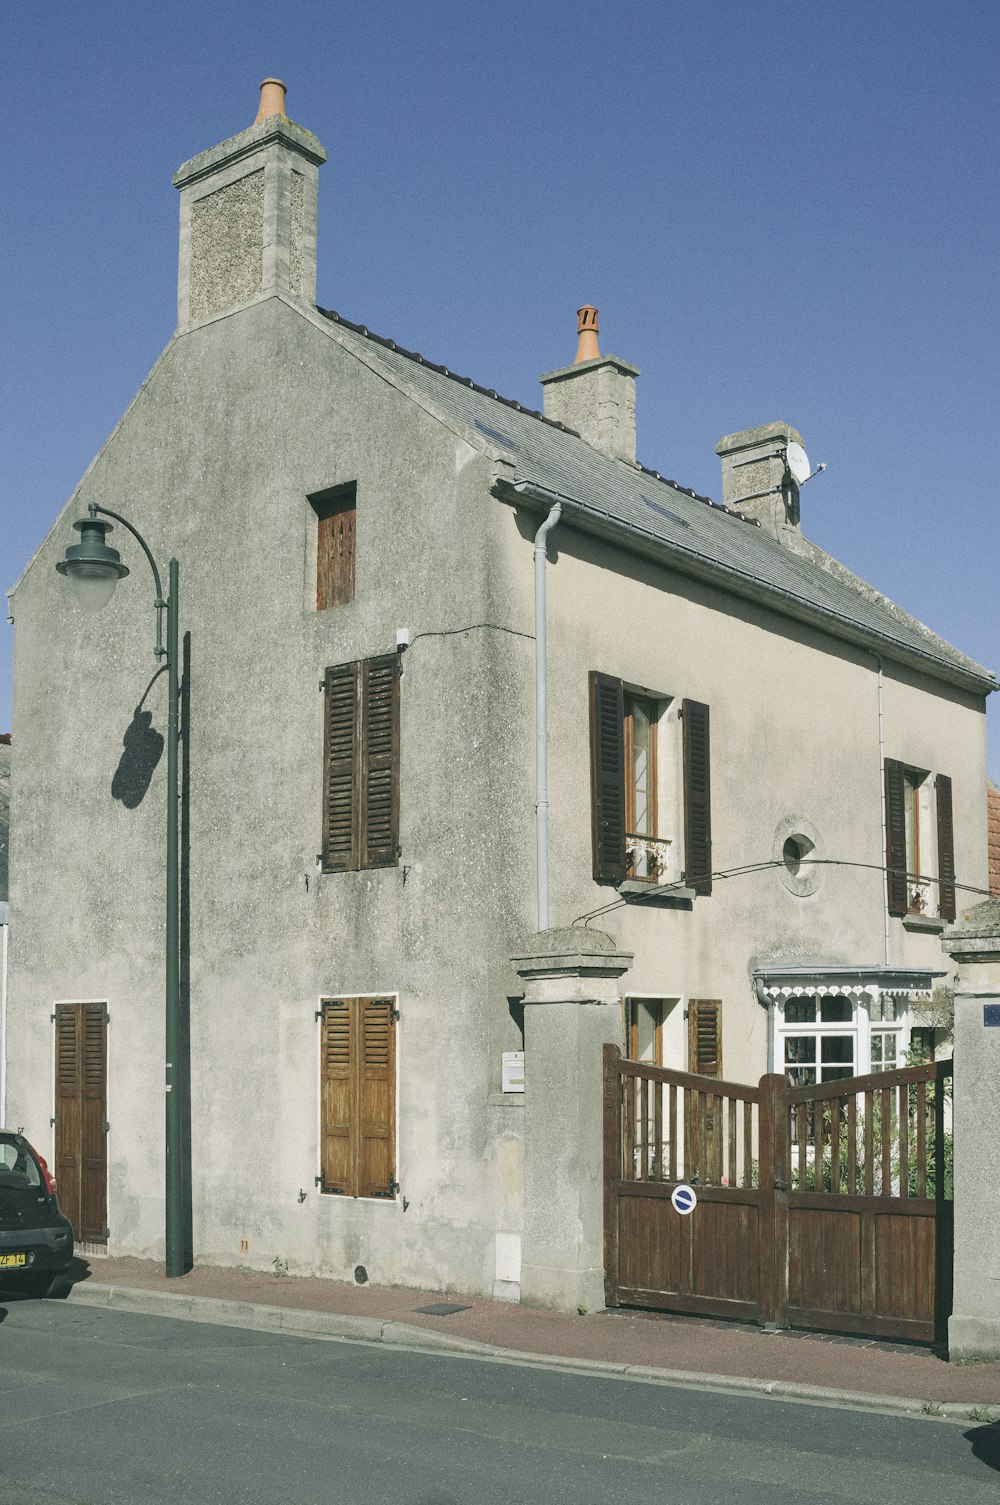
56, 501, 187, 1278
112, 707, 165, 809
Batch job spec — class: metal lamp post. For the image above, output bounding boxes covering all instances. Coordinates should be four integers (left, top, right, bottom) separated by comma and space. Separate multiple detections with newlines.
56, 502, 184, 1278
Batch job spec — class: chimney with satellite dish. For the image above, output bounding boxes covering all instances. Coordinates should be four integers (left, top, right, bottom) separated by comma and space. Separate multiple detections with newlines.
715, 421, 824, 541
172, 79, 327, 332
539, 307, 640, 464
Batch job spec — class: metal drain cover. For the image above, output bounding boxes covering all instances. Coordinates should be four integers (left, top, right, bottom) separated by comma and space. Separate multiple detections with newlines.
413, 1302, 472, 1317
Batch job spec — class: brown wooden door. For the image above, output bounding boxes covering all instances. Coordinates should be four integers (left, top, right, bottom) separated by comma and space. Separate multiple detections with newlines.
54, 1002, 108, 1243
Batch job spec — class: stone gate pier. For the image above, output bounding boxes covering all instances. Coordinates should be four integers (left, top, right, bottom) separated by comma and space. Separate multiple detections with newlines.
944, 899, 1000, 1361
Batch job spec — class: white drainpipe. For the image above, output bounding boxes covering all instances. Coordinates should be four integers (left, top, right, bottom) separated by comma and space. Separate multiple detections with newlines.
531, 501, 562, 932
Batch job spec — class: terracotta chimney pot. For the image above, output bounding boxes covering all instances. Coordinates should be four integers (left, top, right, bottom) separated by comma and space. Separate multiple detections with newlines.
255, 78, 288, 123
574, 305, 600, 364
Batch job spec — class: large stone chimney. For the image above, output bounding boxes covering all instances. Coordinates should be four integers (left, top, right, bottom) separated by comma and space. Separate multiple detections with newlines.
172, 80, 327, 332
540, 308, 639, 464
715, 421, 804, 540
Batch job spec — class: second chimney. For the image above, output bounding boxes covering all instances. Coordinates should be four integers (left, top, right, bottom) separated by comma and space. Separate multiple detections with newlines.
539, 308, 639, 464
715, 421, 804, 540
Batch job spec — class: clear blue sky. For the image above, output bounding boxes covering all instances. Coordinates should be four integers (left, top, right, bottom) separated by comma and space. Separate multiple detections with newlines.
3, 1, 998, 775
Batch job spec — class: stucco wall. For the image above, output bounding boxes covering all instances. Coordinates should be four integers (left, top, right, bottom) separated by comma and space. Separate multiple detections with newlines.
8, 296, 533, 1291
496, 512, 987, 1081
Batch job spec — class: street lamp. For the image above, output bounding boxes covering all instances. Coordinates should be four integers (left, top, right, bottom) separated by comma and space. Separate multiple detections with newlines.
56, 501, 184, 1278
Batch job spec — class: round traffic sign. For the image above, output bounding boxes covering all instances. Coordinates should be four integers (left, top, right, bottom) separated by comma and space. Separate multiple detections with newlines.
670, 1183, 698, 1216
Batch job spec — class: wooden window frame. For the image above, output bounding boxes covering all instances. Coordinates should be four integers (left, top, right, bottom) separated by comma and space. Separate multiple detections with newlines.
626, 997, 666, 1066
903, 767, 927, 914
311, 482, 357, 611
624, 692, 660, 881
318, 995, 398, 1201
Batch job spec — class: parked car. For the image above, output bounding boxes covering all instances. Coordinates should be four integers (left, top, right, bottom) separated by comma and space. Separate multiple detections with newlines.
0, 1131, 74, 1296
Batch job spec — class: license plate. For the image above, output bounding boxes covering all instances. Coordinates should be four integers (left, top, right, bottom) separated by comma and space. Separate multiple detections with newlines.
0, 1253, 27, 1268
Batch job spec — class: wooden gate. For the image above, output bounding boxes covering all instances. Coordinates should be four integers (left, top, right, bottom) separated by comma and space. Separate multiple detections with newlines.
603, 1045, 953, 1343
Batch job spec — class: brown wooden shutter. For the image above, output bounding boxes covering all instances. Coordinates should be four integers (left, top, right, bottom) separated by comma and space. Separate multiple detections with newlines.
80, 1003, 108, 1242
360, 656, 400, 869
884, 758, 908, 916
589, 671, 626, 884
54, 1001, 107, 1242
315, 489, 357, 610
935, 773, 956, 922
322, 663, 360, 871
320, 1000, 356, 1194
54, 1004, 82, 1236
688, 999, 722, 1078
682, 699, 712, 895
358, 998, 397, 1199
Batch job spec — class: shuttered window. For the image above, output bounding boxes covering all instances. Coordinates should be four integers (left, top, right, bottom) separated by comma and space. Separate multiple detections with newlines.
319, 997, 397, 1199
687, 998, 722, 1078
54, 1001, 108, 1243
322, 655, 400, 872
884, 759, 955, 920
589, 673, 712, 895
313, 484, 357, 610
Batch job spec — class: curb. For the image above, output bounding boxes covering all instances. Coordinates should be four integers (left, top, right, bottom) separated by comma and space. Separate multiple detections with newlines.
65, 1282, 996, 1424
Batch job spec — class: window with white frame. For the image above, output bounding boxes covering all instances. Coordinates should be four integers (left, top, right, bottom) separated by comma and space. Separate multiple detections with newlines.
774, 988, 918, 1084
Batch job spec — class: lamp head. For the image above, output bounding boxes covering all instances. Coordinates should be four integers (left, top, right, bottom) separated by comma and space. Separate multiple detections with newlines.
56, 512, 130, 612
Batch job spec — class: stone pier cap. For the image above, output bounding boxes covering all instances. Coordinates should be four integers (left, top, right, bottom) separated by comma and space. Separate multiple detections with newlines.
943, 899, 1000, 963
511, 927, 633, 1004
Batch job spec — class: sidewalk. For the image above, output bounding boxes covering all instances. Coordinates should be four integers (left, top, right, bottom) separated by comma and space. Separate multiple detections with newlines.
61, 1256, 1000, 1419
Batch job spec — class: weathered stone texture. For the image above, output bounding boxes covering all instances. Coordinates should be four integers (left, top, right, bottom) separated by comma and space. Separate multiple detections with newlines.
189, 170, 265, 322
288, 171, 304, 298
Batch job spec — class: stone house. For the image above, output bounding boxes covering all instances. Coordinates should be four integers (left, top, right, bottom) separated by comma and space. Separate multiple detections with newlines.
5, 84, 995, 1307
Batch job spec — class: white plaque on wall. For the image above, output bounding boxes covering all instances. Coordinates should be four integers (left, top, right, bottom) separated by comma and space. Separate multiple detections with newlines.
501, 1050, 525, 1093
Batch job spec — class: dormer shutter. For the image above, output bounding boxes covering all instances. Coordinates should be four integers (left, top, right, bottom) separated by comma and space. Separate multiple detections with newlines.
589, 671, 626, 884
682, 700, 712, 895
935, 773, 956, 922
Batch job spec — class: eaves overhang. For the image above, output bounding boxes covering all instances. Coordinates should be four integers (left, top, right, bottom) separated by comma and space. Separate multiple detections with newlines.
753, 963, 946, 1001
503, 476, 997, 698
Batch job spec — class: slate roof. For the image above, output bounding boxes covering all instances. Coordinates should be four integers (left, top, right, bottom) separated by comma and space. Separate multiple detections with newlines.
319, 309, 995, 694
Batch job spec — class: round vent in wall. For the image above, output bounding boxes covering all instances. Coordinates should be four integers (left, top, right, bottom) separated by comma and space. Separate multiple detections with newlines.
773, 816, 823, 897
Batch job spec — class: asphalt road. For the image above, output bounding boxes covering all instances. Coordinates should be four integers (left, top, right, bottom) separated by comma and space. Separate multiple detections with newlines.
0, 1296, 997, 1505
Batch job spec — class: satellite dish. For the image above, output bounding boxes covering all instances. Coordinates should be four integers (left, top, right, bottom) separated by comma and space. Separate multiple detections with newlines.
785, 442, 812, 487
